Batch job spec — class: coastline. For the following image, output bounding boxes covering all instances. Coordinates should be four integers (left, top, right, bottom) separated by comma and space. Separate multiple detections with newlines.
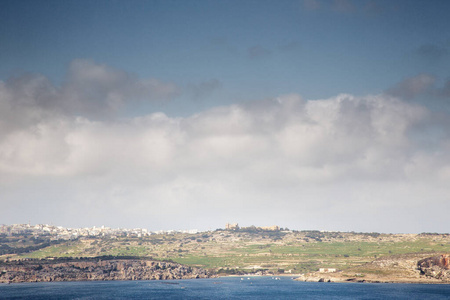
293, 253, 450, 285
0, 258, 215, 284
223, 274, 450, 284
1, 273, 449, 285
219, 273, 450, 284
294, 274, 450, 285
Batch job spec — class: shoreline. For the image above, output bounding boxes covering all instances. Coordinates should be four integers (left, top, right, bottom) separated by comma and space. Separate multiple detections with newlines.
293, 273, 450, 285
1, 275, 449, 285
222, 274, 450, 284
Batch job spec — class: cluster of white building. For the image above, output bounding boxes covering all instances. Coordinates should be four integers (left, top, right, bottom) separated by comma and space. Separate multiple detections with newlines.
0, 224, 199, 240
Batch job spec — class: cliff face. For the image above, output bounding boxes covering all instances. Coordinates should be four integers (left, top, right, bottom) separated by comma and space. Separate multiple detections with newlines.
417, 254, 450, 280
0, 258, 214, 283
296, 253, 450, 284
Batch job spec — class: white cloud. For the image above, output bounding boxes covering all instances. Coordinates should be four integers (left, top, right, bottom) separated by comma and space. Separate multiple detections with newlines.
1, 63, 450, 232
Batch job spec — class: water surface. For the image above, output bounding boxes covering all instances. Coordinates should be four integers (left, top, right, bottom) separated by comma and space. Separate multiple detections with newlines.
1, 276, 449, 299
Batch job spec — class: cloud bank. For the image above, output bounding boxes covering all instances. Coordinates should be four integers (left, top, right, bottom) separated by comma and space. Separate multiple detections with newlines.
1, 61, 450, 233
1, 59, 179, 124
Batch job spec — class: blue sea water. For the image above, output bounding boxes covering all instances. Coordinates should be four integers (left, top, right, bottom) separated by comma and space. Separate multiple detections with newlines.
1, 276, 449, 299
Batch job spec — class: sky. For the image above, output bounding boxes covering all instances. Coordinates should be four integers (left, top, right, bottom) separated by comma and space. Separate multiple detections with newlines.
1, 0, 450, 233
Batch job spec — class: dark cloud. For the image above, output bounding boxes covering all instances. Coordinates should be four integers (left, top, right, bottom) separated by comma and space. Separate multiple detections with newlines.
437, 80, 450, 98
385, 74, 436, 99
5, 73, 59, 110
0, 74, 60, 137
187, 79, 222, 100
303, 0, 355, 13
303, 0, 395, 15
248, 45, 272, 59
207, 36, 239, 56
364, 0, 385, 15
332, 0, 356, 13
302, 0, 321, 11
62, 59, 179, 118
417, 43, 449, 61
279, 41, 301, 52
0, 59, 180, 124
384, 74, 450, 113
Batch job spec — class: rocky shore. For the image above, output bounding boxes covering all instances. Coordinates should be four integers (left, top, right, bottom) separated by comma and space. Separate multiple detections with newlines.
295, 254, 450, 284
417, 254, 450, 281
0, 257, 215, 283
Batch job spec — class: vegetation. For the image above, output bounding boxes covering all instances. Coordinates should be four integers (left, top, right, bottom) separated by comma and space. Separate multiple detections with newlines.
1, 230, 449, 275
0, 235, 66, 255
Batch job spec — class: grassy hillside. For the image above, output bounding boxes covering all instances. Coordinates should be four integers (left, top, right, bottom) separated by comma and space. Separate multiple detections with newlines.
1, 230, 449, 275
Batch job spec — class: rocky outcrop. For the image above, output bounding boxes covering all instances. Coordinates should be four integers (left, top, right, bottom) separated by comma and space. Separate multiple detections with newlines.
417, 254, 450, 281
0, 258, 214, 283
296, 254, 450, 284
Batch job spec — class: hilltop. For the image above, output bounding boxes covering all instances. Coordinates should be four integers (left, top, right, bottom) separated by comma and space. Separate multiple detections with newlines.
1, 224, 450, 283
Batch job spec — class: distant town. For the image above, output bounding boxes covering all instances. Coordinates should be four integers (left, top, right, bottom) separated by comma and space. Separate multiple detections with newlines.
0, 223, 285, 240
0, 223, 200, 240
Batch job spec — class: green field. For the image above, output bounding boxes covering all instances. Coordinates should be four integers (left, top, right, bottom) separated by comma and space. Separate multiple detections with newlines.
2, 230, 449, 274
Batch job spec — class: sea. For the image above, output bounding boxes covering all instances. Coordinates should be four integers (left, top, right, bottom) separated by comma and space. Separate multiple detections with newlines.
1, 276, 449, 299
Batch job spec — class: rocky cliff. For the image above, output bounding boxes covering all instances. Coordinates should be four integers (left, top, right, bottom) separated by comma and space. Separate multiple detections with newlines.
417, 254, 450, 280
296, 253, 450, 284
0, 258, 214, 283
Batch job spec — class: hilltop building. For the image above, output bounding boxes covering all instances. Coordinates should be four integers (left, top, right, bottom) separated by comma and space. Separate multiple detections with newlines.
260, 225, 280, 231
225, 223, 239, 230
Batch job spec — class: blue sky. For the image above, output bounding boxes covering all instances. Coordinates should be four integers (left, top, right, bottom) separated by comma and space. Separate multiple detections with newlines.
2, 0, 449, 115
1, 0, 450, 232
